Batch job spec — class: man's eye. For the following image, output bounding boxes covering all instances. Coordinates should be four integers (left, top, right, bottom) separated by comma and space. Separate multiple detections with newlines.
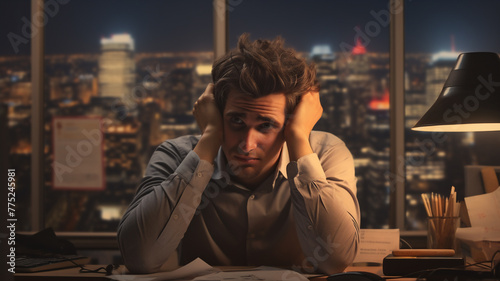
230, 117, 244, 125
259, 122, 273, 131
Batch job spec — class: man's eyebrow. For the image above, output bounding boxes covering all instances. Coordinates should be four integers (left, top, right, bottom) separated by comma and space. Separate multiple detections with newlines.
226, 112, 279, 124
257, 115, 277, 123
226, 112, 245, 118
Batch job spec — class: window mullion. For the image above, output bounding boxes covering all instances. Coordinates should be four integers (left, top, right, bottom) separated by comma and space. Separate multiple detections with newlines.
31, 0, 45, 231
213, 0, 228, 59
389, 0, 406, 229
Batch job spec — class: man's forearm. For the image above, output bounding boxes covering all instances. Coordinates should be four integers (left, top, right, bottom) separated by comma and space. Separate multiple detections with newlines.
287, 142, 360, 274
193, 125, 222, 163
286, 133, 314, 162
117, 151, 214, 273
290, 184, 359, 274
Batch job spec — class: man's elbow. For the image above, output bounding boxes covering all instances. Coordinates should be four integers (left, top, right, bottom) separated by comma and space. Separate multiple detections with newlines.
318, 235, 359, 274
120, 243, 164, 273
319, 254, 354, 275
117, 227, 160, 273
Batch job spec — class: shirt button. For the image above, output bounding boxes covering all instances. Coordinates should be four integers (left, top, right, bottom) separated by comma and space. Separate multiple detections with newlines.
249, 194, 255, 200
173, 214, 179, 220
196, 172, 202, 177
307, 225, 313, 230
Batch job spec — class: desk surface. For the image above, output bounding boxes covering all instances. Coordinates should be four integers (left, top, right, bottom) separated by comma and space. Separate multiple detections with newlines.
13, 264, 401, 281
14, 265, 109, 281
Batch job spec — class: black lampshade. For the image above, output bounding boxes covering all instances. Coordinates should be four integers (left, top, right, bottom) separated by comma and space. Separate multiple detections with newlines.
412, 52, 500, 132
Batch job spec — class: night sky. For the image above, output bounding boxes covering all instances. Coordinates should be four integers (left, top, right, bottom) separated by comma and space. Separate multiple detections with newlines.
1, 0, 500, 56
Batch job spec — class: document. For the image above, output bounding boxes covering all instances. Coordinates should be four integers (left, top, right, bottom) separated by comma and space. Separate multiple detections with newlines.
456, 187, 500, 261
52, 117, 105, 190
353, 229, 400, 264
107, 259, 310, 281
464, 186, 500, 230
107, 258, 219, 281
192, 266, 308, 281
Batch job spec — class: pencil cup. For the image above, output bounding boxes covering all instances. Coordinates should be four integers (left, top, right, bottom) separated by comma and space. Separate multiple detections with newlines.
427, 216, 460, 250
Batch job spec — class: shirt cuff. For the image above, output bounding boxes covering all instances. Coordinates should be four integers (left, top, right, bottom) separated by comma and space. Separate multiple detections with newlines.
294, 153, 327, 184
175, 150, 213, 185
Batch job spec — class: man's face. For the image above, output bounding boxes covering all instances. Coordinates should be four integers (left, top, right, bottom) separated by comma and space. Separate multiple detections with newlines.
221, 90, 287, 188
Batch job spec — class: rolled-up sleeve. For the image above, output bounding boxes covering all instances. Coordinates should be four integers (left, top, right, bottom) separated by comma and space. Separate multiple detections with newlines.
287, 132, 359, 274
117, 139, 213, 273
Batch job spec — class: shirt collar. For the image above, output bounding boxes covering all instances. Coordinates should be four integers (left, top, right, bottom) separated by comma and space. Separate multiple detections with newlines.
211, 143, 291, 188
276, 142, 289, 179
211, 147, 226, 181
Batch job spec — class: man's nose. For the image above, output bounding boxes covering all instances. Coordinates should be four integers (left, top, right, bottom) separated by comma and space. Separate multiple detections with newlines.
238, 129, 258, 153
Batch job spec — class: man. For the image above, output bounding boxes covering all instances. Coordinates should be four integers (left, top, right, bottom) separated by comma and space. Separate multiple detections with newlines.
117, 34, 359, 275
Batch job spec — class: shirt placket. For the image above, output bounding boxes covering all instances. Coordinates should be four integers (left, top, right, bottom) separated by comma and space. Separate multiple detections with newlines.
246, 191, 260, 264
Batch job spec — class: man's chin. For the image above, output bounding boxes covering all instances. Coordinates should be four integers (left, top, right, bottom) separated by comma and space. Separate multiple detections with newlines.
231, 164, 261, 178
229, 166, 255, 178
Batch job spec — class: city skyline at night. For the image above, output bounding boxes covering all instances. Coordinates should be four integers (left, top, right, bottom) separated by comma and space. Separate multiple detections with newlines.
4, 30, 497, 230
2, 0, 500, 232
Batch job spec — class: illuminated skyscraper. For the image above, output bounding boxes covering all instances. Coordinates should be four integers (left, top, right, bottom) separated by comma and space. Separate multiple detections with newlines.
310, 44, 349, 136
98, 33, 136, 99
344, 39, 372, 151
425, 51, 459, 109
364, 89, 390, 228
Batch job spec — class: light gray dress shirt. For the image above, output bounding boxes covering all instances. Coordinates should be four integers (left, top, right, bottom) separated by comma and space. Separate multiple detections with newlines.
117, 131, 360, 274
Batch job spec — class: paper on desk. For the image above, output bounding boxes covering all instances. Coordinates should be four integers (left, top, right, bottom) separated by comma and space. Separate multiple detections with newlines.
464, 186, 500, 231
457, 187, 500, 261
456, 227, 500, 261
352, 229, 400, 264
456, 227, 500, 242
107, 258, 220, 281
192, 266, 308, 281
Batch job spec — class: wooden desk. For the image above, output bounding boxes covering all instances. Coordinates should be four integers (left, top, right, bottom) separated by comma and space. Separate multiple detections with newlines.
14, 264, 407, 281
14, 264, 110, 281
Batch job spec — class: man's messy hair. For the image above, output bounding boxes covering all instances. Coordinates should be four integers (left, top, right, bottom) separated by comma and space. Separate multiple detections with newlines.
211, 33, 318, 114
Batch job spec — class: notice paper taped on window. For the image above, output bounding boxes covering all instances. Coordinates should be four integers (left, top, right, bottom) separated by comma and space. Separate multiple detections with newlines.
52, 117, 105, 190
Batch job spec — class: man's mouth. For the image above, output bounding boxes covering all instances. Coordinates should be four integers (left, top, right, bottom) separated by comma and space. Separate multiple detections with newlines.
233, 155, 259, 163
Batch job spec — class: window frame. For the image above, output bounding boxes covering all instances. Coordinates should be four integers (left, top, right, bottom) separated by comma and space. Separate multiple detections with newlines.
389, 0, 405, 230
27, 0, 415, 246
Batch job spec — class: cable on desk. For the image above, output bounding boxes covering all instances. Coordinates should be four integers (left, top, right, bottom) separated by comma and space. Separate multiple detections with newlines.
399, 238, 412, 249
57, 255, 120, 275
491, 250, 500, 278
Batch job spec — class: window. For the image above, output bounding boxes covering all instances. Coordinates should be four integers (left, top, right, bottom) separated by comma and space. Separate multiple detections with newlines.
230, 0, 391, 228
43, 0, 214, 232
4, 0, 500, 238
1, 0, 31, 231
3, 0, 213, 233
404, 0, 500, 230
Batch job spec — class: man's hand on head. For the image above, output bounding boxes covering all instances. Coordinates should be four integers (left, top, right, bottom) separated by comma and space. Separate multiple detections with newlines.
285, 90, 323, 161
193, 83, 223, 163
193, 83, 223, 135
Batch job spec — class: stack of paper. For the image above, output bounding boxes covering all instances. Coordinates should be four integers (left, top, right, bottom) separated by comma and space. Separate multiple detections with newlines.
456, 187, 500, 261
107, 258, 218, 281
107, 258, 311, 281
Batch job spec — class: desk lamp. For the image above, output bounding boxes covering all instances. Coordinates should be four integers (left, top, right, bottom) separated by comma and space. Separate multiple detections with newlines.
412, 51, 500, 224
412, 52, 500, 132
406, 52, 500, 277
